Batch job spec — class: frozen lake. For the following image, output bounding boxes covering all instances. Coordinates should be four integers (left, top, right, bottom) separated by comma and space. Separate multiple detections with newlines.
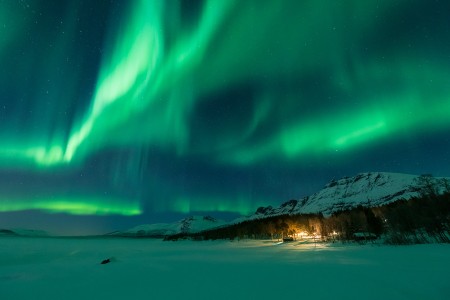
0, 237, 448, 299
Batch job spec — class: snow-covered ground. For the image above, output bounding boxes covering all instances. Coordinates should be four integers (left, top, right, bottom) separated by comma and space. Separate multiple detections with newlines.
0, 237, 448, 300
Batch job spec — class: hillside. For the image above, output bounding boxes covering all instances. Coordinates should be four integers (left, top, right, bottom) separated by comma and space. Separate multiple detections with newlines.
238, 172, 449, 222
0, 228, 48, 237
117, 172, 450, 240
111, 216, 227, 237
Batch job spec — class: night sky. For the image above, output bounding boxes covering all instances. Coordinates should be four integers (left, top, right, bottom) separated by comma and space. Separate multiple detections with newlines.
1, 0, 450, 235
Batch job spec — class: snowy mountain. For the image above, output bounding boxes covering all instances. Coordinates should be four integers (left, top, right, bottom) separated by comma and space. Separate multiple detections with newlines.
111, 216, 227, 237
114, 172, 449, 236
237, 172, 450, 221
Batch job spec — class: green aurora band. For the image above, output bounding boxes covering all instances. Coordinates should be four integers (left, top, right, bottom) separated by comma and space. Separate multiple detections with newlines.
1, 0, 450, 216
0, 196, 141, 216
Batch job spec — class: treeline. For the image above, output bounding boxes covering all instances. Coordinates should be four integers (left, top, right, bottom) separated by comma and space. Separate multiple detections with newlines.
165, 192, 450, 244
378, 192, 450, 244
165, 213, 325, 242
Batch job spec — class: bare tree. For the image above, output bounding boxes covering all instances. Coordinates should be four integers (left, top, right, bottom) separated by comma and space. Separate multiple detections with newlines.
416, 174, 439, 198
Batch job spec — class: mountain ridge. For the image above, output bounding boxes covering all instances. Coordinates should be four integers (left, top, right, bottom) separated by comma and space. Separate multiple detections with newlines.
115, 172, 450, 237
237, 172, 449, 222
110, 215, 228, 237
0, 228, 49, 237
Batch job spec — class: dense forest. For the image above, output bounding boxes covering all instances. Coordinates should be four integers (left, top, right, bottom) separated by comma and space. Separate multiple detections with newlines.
165, 177, 450, 244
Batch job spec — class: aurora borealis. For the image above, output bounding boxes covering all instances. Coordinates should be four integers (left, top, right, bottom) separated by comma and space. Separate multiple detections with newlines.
1, 0, 450, 234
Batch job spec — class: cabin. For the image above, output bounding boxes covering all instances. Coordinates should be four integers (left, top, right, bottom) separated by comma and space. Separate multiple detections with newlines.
283, 236, 294, 242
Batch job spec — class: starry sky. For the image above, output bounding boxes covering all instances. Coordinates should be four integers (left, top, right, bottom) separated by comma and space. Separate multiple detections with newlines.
1, 0, 450, 235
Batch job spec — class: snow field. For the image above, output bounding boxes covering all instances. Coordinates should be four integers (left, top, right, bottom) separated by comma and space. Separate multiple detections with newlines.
0, 237, 448, 300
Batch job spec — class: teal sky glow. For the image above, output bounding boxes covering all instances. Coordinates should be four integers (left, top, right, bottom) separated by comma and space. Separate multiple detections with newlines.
0, 0, 449, 234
